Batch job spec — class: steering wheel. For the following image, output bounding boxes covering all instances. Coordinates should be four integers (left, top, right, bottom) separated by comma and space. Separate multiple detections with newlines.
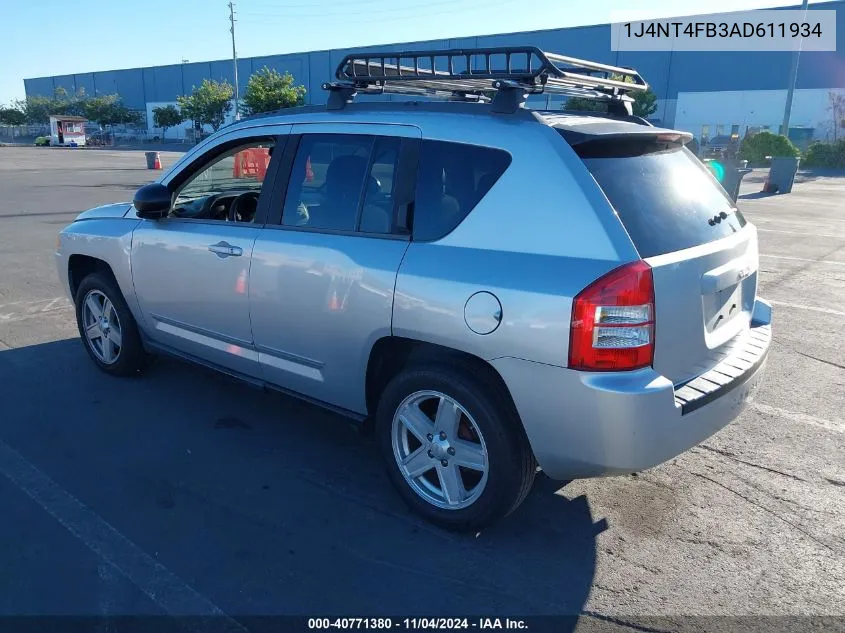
228, 191, 260, 223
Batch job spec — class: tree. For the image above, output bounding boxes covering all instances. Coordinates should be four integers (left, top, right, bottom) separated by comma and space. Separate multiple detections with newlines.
80, 94, 141, 144
826, 91, 845, 142
15, 88, 87, 124
50, 87, 87, 116
632, 88, 658, 118
241, 67, 306, 115
563, 73, 658, 119
804, 140, 845, 168
152, 105, 183, 141
563, 97, 606, 113
739, 131, 799, 164
0, 106, 26, 126
17, 96, 53, 124
84, 94, 141, 124
177, 79, 234, 132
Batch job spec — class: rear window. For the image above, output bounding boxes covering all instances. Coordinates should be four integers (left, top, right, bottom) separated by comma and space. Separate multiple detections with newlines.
412, 140, 511, 242
575, 137, 746, 258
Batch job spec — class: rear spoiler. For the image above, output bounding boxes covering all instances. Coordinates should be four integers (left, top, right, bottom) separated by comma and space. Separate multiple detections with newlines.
552, 118, 692, 147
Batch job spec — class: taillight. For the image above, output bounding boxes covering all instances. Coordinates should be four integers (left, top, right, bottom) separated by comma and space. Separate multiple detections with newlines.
568, 260, 655, 371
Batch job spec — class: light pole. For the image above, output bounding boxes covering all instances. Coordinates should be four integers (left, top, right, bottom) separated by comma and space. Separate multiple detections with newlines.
780, 0, 810, 137
228, 1, 240, 121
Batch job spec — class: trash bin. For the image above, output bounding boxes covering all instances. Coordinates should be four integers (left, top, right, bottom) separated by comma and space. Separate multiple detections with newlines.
703, 159, 752, 203
763, 156, 800, 194
145, 151, 161, 170
721, 159, 753, 203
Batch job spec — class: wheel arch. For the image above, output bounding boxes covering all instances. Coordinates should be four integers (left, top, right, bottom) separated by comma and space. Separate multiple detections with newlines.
365, 336, 524, 428
67, 254, 118, 299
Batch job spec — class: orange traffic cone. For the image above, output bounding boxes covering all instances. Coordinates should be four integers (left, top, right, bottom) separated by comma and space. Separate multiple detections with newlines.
153, 153, 162, 170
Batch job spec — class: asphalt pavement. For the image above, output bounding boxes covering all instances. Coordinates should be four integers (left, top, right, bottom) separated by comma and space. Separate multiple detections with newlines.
0, 147, 842, 632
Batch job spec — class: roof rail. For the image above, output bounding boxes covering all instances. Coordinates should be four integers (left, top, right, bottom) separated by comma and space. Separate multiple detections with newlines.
322, 46, 648, 114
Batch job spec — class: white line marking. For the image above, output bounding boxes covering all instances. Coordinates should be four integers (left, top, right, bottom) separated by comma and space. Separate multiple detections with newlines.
749, 402, 843, 434
0, 307, 72, 323
757, 228, 845, 239
0, 439, 246, 628
768, 300, 845, 317
746, 212, 845, 224
0, 297, 73, 323
760, 254, 845, 266
0, 297, 67, 310
40, 297, 65, 312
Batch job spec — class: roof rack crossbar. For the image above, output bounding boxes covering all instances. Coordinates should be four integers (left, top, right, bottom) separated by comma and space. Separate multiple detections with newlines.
325, 46, 648, 112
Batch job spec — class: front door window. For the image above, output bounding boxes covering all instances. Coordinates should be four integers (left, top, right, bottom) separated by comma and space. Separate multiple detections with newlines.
172, 140, 275, 223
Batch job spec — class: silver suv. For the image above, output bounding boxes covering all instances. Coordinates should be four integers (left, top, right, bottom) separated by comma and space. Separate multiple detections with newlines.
56, 48, 771, 531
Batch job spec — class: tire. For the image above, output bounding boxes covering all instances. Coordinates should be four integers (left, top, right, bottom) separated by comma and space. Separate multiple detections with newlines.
74, 272, 147, 377
376, 363, 536, 532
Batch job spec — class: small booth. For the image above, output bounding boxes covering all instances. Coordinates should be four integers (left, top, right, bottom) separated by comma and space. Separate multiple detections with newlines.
49, 115, 87, 147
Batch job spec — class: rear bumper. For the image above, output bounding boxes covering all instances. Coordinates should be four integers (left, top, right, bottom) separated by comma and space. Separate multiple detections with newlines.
491, 301, 772, 480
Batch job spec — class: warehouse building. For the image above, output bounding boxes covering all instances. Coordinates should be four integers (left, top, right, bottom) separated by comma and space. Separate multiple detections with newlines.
23, 0, 845, 144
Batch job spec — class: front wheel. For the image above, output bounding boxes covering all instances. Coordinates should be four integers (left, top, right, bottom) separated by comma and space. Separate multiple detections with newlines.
74, 273, 147, 376
376, 365, 536, 532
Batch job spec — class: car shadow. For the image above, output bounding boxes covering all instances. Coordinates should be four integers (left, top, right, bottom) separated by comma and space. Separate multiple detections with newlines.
0, 338, 604, 628
738, 191, 777, 200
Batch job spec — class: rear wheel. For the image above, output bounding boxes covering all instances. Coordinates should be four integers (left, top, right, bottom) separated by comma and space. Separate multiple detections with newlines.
74, 273, 147, 376
376, 364, 535, 532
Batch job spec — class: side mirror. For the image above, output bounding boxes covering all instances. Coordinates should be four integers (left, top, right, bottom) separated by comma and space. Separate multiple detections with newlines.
133, 183, 171, 219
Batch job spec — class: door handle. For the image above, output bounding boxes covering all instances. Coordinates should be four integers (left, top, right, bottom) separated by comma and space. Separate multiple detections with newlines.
208, 241, 243, 258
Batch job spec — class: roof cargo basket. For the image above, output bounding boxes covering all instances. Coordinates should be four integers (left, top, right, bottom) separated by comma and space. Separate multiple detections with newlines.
322, 46, 648, 114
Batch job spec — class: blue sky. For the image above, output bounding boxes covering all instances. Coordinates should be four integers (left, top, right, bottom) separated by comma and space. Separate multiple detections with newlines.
0, 0, 819, 104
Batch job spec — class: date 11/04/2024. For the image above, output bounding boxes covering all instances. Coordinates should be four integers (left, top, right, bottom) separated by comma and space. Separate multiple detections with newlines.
308, 618, 530, 630
623, 21, 823, 38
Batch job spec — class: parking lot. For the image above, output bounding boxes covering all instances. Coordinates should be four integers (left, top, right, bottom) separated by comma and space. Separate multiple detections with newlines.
0, 147, 843, 630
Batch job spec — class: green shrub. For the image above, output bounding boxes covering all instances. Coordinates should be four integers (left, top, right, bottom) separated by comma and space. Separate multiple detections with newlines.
739, 132, 799, 164
686, 137, 700, 156
802, 140, 845, 168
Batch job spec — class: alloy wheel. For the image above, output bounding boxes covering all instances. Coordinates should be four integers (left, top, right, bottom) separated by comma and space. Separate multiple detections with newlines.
391, 390, 489, 510
81, 289, 123, 365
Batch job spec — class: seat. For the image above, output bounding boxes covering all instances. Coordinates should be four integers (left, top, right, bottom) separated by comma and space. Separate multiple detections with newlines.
316, 154, 370, 230
415, 157, 462, 237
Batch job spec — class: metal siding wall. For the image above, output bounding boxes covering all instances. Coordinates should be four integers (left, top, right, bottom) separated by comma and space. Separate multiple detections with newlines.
615, 51, 671, 97
478, 26, 616, 64
52, 74, 77, 95
307, 51, 332, 105
209, 60, 235, 84
248, 55, 304, 79
90, 69, 146, 107
118, 69, 146, 109
146, 66, 183, 102
74, 73, 96, 96
796, 3, 845, 89
236, 58, 252, 97
667, 50, 793, 96
181, 62, 212, 93
24, 77, 55, 98
666, 2, 845, 98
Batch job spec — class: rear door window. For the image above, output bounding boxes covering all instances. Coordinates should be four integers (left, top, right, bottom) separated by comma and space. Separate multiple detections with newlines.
281, 134, 401, 234
412, 140, 511, 242
574, 137, 746, 258
282, 134, 372, 231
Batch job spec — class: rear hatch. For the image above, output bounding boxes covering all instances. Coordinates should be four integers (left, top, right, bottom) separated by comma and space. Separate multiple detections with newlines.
558, 121, 757, 385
